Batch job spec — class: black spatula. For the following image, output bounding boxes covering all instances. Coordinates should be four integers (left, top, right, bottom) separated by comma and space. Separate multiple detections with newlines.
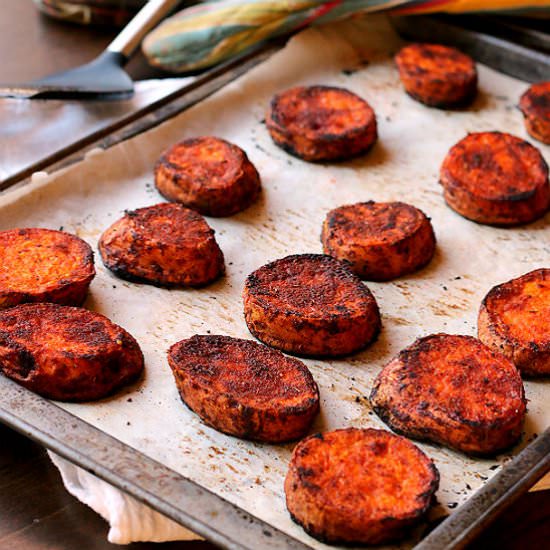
0, 0, 180, 100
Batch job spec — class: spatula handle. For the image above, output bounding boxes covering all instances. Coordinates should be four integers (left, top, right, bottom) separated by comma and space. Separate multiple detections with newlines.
107, 0, 181, 60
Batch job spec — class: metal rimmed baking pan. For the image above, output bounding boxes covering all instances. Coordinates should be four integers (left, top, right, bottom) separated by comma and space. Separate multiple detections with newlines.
0, 14, 549, 550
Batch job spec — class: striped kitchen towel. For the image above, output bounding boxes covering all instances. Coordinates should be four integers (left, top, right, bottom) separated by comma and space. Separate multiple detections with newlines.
142, 0, 549, 72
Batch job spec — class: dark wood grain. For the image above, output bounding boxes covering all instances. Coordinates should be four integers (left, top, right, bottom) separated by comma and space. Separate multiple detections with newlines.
468, 488, 550, 550
0, 2, 548, 549
0, 0, 170, 83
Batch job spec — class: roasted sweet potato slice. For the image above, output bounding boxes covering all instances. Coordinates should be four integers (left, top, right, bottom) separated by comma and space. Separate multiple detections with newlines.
154, 136, 261, 217
519, 81, 550, 145
98, 203, 224, 287
285, 428, 439, 545
168, 335, 319, 442
479, 268, 550, 376
370, 334, 526, 455
440, 132, 550, 226
395, 43, 477, 108
0, 228, 94, 309
243, 254, 381, 357
266, 85, 377, 162
0, 303, 143, 401
321, 201, 436, 281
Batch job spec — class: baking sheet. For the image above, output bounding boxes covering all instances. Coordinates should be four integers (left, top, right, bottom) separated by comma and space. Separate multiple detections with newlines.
1, 15, 549, 549
0, 78, 190, 185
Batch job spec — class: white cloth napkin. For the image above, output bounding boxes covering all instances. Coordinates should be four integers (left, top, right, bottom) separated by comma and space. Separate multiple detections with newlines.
48, 452, 202, 545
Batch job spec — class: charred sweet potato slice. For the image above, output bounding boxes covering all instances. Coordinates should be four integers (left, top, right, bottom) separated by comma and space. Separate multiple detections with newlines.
98, 203, 224, 288
154, 136, 261, 217
321, 201, 436, 281
266, 85, 377, 162
0, 228, 94, 309
395, 43, 477, 108
168, 335, 319, 442
440, 132, 550, 226
479, 268, 550, 376
285, 428, 439, 545
0, 303, 143, 401
243, 254, 381, 357
519, 81, 550, 145
370, 334, 526, 456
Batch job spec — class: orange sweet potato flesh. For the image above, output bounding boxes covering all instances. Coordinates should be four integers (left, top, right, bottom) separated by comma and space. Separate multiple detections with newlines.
395, 43, 477, 108
519, 81, 550, 145
479, 268, 550, 376
0, 228, 95, 309
266, 86, 377, 162
243, 254, 381, 357
285, 428, 439, 544
168, 335, 319, 442
99, 203, 224, 288
0, 303, 143, 401
321, 201, 436, 281
155, 136, 261, 217
440, 131, 550, 226
370, 334, 526, 455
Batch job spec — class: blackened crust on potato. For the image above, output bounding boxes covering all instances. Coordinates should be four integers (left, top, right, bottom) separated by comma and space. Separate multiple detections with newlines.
154, 136, 261, 217
321, 201, 436, 281
284, 428, 439, 544
440, 132, 550, 226
266, 86, 377, 162
370, 334, 526, 455
168, 335, 319, 442
395, 43, 477, 108
98, 203, 224, 288
478, 268, 550, 376
243, 254, 381, 357
519, 82, 550, 145
0, 228, 95, 310
0, 303, 143, 401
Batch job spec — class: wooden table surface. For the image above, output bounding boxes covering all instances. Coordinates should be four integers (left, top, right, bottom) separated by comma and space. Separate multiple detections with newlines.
0, 2, 549, 549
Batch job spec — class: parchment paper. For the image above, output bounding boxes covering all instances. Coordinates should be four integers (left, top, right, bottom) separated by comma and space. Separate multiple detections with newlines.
1, 15, 549, 549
